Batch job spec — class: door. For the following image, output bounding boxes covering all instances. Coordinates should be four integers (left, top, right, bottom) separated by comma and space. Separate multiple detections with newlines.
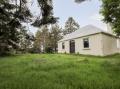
70, 40, 75, 53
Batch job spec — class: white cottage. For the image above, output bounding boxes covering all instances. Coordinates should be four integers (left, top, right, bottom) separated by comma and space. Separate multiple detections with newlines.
58, 25, 120, 56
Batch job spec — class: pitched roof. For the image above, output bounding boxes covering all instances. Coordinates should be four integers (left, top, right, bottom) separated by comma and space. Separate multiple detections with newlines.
59, 25, 117, 42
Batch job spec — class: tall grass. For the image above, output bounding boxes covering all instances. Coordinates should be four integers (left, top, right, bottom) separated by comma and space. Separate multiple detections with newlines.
0, 54, 120, 89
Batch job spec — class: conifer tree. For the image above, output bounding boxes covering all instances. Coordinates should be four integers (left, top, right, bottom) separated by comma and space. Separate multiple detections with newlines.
63, 17, 80, 35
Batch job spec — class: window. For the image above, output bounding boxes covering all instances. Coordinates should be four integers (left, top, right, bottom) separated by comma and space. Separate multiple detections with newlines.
62, 42, 65, 49
83, 38, 89, 48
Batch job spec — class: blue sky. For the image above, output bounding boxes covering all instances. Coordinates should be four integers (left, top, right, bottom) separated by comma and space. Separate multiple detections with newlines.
28, 0, 107, 34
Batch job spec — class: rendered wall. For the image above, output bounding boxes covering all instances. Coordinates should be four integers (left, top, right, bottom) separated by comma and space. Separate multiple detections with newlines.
75, 34, 103, 56
58, 33, 119, 56
102, 34, 119, 55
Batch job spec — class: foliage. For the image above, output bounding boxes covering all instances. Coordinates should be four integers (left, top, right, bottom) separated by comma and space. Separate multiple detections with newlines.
19, 26, 34, 53
34, 25, 50, 53
34, 24, 62, 53
0, 0, 87, 55
50, 24, 62, 52
101, 0, 120, 36
0, 54, 120, 89
0, 0, 32, 55
63, 17, 80, 35
75, 0, 87, 3
32, 0, 58, 27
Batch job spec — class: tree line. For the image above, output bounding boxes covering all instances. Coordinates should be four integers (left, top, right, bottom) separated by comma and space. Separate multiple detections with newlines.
32, 17, 80, 53
0, 12, 80, 55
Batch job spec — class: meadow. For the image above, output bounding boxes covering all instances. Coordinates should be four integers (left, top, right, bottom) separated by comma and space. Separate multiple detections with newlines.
0, 54, 120, 89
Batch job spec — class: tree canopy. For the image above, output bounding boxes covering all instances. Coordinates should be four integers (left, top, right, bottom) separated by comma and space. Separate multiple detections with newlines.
101, 0, 120, 36
0, 0, 32, 55
34, 24, 62, 53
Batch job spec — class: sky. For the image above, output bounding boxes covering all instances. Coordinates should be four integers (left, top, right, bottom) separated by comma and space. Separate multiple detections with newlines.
28, 0, 107, 34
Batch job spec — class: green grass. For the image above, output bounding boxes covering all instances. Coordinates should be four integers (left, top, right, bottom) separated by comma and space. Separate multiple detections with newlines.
0, 54, 120, 89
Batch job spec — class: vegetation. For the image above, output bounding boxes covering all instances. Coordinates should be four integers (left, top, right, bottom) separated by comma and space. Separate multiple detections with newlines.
34, 25, 50, 53
34, 24, 62, 53
50, 24, 63, 52
0, 54, 120, 89
101, 0, 120, 36
0, 0, 85, 55
63, 17, 80, 35
32, 0, 86, 27
19, 27, 34, 53
32, 0, 58, 27
0, 0, 32, 55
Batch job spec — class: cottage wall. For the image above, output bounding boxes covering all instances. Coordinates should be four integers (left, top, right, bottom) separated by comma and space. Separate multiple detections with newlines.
75, 33, 103, 56
58, 41, 70, 53
101, 34, 119, 55
58, 33, 120, 56
58, 33, 103, 56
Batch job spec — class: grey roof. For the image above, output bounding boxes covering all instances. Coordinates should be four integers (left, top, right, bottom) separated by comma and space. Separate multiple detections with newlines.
59, 25, 115, 42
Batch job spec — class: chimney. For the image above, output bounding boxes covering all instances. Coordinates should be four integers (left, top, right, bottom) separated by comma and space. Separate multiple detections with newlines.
107, 23, 113, 34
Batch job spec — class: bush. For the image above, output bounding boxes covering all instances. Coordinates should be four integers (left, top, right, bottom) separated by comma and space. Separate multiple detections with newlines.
45, 47, 53, 53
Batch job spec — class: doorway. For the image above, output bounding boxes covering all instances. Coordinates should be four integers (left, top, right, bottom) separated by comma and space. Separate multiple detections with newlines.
70, 40, 75, 53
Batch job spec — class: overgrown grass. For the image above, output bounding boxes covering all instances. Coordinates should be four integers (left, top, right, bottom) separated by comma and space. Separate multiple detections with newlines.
0, 54, 120, 89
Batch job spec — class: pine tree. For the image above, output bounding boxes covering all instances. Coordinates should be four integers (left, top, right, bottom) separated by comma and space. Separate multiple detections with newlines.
63, 17, 80, 35
0, 0, 32, 55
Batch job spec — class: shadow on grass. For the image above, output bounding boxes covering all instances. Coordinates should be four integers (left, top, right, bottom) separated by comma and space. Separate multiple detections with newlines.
0, 53, 21, 59
64, 53, 120, 59
103, 53, 120, 58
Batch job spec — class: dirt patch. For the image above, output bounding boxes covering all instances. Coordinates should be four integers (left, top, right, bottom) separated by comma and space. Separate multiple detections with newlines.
32, 58, 47, 63
77, 58, 89, 64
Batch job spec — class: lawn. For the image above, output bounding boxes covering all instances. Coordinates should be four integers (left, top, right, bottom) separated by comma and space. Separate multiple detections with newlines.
0, 54, 120, 89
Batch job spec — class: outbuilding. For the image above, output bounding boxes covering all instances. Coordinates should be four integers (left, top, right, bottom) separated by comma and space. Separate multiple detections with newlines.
58, 25, 120, 56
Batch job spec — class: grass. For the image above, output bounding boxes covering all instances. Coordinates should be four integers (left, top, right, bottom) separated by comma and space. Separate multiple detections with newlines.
0, 54, 120, 89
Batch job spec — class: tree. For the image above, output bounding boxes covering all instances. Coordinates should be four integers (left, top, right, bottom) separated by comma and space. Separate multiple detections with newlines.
19, 27, 34, 53
101, 0, 120, 36
34, 30, 42, 53
50, 24, 62, 52
34, 24, 62, 53
63, 17, 80, 35
75, 0, 86, 3
0, 0, 32, 55
34, 25, 50, 53
32, 0, 58, 27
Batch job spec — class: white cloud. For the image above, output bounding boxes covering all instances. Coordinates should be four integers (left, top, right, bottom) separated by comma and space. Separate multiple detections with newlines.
90, 13, 103, 21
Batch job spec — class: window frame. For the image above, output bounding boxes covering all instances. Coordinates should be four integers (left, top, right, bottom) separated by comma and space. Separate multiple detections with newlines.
83, 38, 89, 49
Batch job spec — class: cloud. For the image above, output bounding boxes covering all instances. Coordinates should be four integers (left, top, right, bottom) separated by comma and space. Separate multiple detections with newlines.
90, 13, 103, 21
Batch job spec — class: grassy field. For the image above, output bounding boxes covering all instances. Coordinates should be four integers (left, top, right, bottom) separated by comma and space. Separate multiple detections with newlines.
0, 54, 120, 89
